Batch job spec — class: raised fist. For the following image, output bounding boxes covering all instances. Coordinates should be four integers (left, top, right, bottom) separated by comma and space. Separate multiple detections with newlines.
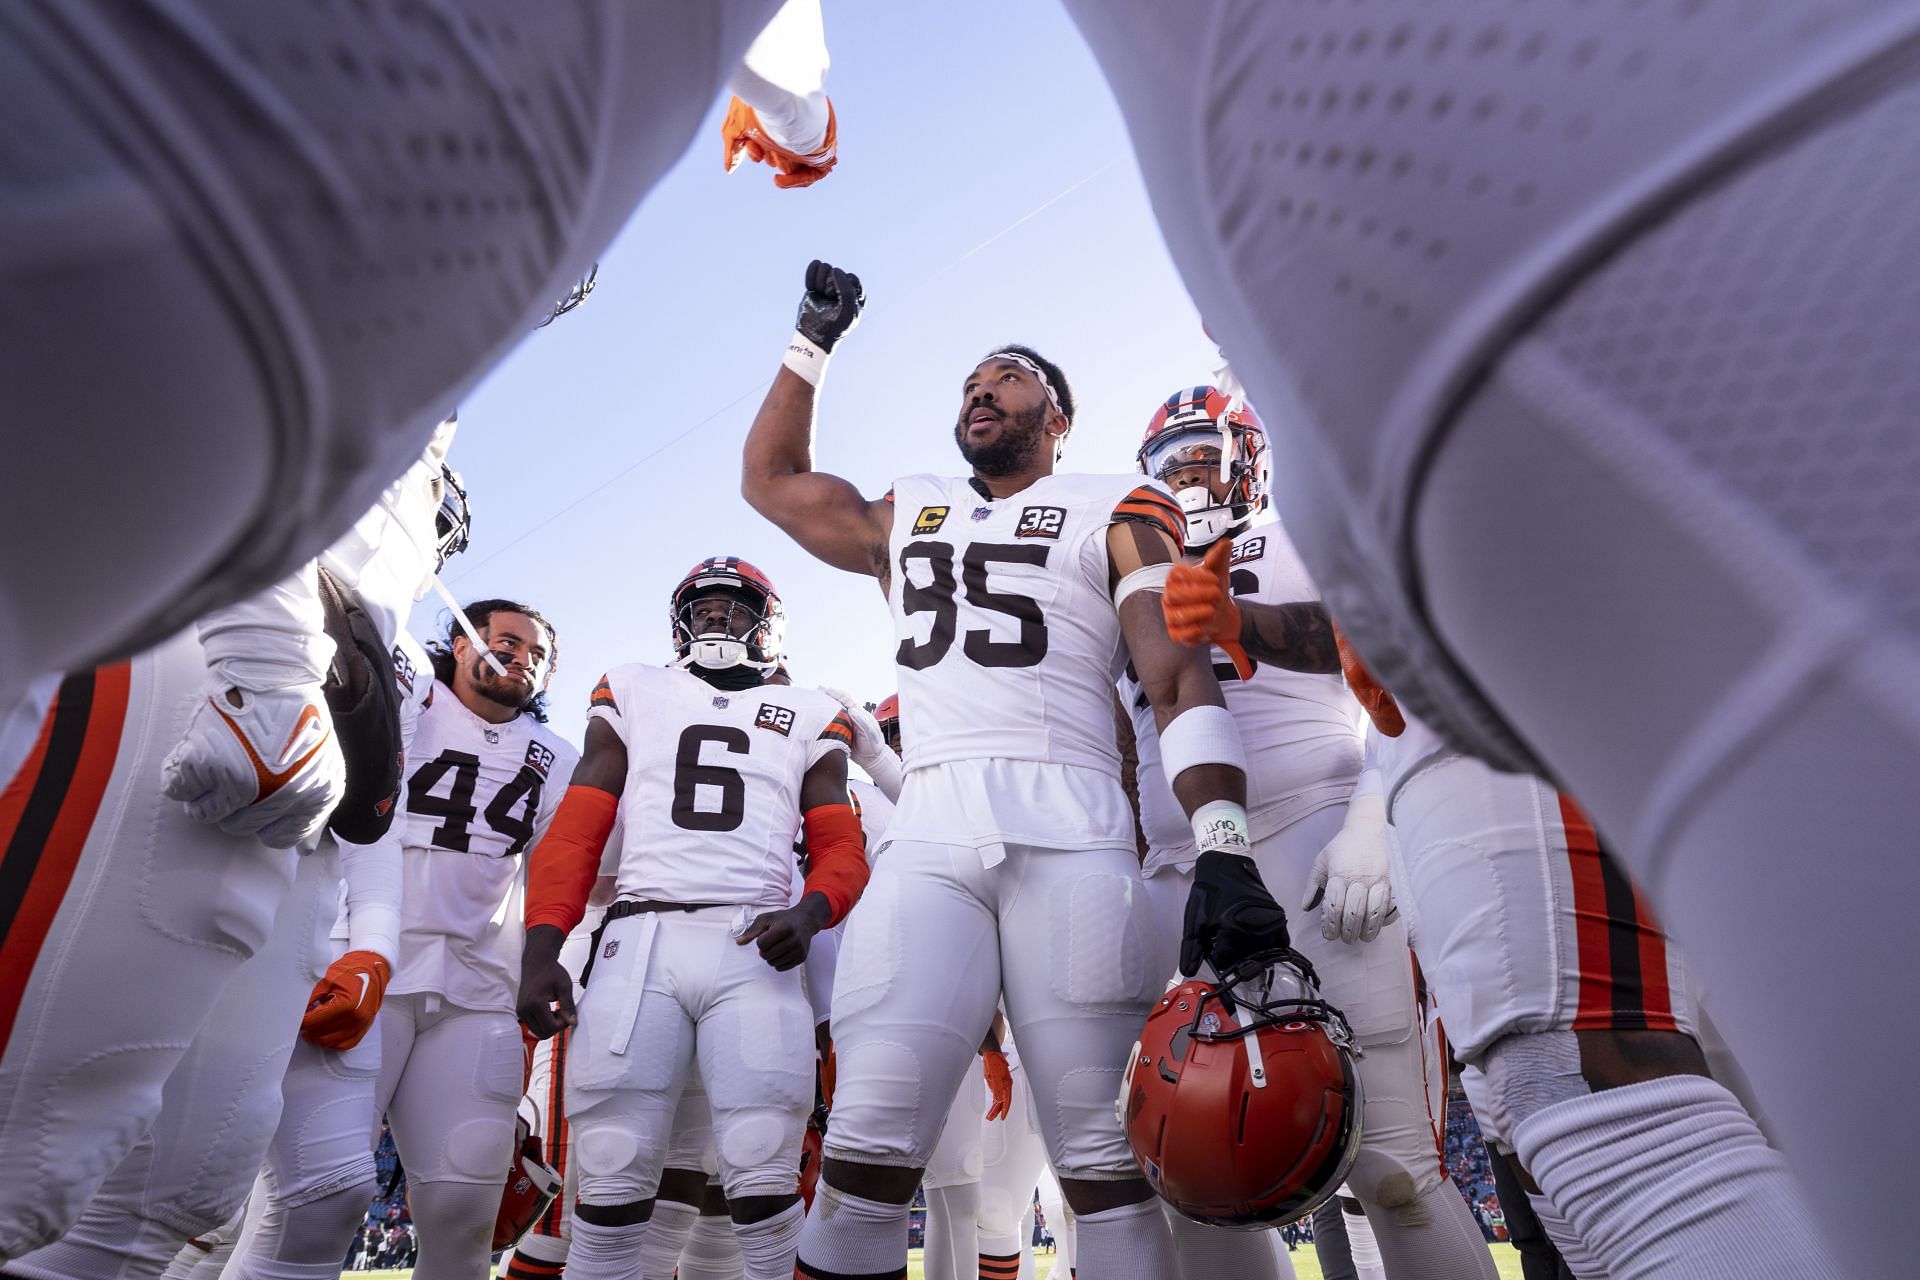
796, 260, 865, 353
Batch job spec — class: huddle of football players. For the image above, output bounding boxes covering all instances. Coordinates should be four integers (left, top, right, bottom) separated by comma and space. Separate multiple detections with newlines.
2, 0, 1911, 1277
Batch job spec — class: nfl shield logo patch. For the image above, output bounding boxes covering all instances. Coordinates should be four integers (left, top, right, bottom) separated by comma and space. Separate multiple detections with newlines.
483, 727, 500, 744
712, 695, 730, 709
603, 940, 619, 959
970, 506, 992, 522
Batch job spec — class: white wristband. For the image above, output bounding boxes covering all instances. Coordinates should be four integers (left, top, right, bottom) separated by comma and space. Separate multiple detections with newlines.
1191, 799, 1252, 855
783, 331, 830, 386
1158, 702, 1247, 780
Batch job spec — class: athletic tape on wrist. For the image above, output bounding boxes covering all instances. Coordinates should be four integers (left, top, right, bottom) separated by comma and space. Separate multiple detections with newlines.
1158, 703, 1247, 778
783, 331, 829, 386
1113, 562, 1172, 611
1190, 798, 1252, 854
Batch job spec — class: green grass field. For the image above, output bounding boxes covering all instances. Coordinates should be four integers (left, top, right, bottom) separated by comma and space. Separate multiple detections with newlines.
355, 1242, 1526, 1279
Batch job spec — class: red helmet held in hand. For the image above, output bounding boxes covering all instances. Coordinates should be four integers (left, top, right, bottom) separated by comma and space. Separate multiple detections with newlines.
493, 1116, 562, 1250
1119, 950, 1363, 1228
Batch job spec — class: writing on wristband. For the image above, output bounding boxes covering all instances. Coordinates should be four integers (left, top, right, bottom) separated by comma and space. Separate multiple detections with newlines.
783, 332, 829, 386
1191, 798, 1252, 854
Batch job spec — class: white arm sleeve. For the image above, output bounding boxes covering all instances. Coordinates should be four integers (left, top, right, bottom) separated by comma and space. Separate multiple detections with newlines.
861, 748, 903, 806
803, 925, 839, 1028
727, 0, 830, 152
197, 561, 334, 690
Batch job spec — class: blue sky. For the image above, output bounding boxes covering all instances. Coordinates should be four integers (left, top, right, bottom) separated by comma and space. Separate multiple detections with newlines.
425, 2, 1220, 742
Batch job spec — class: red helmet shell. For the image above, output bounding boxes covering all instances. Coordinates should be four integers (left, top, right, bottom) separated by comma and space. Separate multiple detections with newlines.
1122, 976, 1362, 1228
1136, 387, 1270, 545
670, 556, 787, 669
873, 693, 900, 726
492, 1118, 561, 1250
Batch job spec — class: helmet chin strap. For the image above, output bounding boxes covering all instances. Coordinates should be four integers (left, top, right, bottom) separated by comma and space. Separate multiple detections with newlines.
1175, 484, 1235, 548
377, 491, 509, 678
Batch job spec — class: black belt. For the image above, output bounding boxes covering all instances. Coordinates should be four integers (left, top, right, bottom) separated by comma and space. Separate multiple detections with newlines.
580, 899, 730, 987
605, 898, 727, 919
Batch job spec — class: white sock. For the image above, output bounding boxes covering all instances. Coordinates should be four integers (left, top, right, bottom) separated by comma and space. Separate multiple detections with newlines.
1525, 1189, 1610, 1279
923, 1183, 980, 1280
794, 1183, 910, 1278
1350, 1173, 1497, 1280
1165, 1204, 1282, 1280
565, 1215, 650, 1280
1074, 1198, 1176, 1280
639, 1199, 698, 1280
1516, 1075, 1842, 1280
679, 1211, 744, 1280
732, 1202, 805, 1280
1345, 1204, 1385, 1280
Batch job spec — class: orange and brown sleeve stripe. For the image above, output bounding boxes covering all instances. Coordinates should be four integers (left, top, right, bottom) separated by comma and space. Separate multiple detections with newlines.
588, 675, 618, 713
819, 711, 856, 747
0, 664, 132, 1055
1111, 485, 1186, 549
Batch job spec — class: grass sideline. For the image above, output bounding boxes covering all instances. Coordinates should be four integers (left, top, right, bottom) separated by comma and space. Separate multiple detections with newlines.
352, 1242, 1526, 1279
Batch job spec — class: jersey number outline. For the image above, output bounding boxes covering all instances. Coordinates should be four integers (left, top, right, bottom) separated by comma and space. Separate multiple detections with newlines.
672, 725, 750, 832
896, 540, 1050, 671
406, 750, 543, 856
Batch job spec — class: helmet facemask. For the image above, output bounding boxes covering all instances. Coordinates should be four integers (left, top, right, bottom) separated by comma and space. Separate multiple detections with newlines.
1138, 418, 1267, 551
671, 587, 784, 676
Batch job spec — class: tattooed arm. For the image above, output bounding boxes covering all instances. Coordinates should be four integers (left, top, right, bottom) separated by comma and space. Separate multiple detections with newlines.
1235, 600, 1340, 674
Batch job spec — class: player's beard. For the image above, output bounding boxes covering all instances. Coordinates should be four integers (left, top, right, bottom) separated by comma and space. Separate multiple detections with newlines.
955, 401, 1049, 477
470, 656, 534, 711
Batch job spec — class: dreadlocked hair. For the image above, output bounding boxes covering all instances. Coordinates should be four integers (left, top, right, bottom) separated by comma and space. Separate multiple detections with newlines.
426, 597, 558, 723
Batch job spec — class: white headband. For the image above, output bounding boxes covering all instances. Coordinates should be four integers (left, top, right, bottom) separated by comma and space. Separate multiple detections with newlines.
988, 351, 1064, 419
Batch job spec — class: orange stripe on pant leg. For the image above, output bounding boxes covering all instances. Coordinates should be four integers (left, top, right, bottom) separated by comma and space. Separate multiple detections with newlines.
1560, 794, 1614, 1028
1630, 884, 1679, 1031
0, 665, 133, 1053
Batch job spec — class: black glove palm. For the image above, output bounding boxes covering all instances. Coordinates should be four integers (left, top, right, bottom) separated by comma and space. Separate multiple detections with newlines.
1181, 849, 1291, 978
796, 259, 865, 350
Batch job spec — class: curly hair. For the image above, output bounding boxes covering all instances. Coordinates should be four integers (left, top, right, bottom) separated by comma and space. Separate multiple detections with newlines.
426, 597, 558, 723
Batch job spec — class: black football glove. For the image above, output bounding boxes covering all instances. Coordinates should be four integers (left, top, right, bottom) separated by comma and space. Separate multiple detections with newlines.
1180, 849, 1291, 979
796, 260, 865, 351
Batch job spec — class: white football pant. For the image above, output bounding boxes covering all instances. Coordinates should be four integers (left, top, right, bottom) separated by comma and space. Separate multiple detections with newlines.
0, 650, 297, 1264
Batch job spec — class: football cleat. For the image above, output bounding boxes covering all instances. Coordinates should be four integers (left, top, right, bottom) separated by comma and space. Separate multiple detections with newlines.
1120, 950, 1363, 1228
669, 557, 786, 674
493, 1116, 562, 1251
1136, 386, 1269, 551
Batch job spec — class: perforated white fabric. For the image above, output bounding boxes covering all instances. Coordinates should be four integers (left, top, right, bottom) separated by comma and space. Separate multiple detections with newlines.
1065, 0, 1920, 769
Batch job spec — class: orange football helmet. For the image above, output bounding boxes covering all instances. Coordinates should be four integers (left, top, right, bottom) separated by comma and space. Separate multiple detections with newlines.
670, 556, 786, 673
493, 1116, 562, 1251
1136, 386, 1269, 549
1120, 950, 1362, 1228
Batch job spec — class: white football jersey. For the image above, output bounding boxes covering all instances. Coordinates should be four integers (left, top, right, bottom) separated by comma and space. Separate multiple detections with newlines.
391, 680, 578, 1013
884, 471, 1183, 861
1123, 519, 1364, 874
587, 664, 852, 909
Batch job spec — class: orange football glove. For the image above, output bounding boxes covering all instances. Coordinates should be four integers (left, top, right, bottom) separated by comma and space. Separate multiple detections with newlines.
300, 950, 391, 1051
1163, 540, 1254, 679
722, 97, 839, 189
982, 1050, 1014, 1121
1333, 621, 1406, 737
